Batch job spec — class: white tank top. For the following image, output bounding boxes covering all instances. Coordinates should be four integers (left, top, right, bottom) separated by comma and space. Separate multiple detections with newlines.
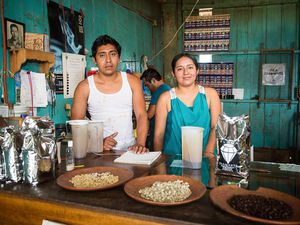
87, 72, 135, 150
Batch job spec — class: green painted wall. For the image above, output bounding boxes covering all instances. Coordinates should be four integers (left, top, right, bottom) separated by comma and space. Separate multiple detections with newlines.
0, 0, 163, 123
1, 0, 299, 150
162, 0, 299, 149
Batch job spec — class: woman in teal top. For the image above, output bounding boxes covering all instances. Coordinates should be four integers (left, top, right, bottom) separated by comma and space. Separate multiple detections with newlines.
154, 53, 221, 186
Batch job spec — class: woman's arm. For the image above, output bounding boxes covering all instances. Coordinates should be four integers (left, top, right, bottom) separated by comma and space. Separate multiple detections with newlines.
154, 92, 170, 151
128, 74, 149, 149
204, 88, 221, 158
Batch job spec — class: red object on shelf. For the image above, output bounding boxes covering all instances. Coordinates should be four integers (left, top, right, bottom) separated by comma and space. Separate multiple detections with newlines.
88, 70, 97, 76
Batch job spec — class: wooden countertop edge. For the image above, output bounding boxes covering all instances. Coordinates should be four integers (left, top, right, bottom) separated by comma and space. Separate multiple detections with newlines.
0, 191, 196, 225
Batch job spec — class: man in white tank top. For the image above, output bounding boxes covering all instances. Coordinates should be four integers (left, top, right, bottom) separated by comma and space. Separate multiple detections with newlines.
71, 35, 148, 153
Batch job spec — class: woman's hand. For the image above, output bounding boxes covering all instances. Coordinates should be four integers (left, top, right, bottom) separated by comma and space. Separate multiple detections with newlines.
128, 144, 149, 154
204, 150, 215, 159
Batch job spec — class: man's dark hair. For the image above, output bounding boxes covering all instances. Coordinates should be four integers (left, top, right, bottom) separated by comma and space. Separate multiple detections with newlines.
91, 35, 121, 58
140, 68, 162, 83
171, 53, 199, 72
10, 23, 18, 31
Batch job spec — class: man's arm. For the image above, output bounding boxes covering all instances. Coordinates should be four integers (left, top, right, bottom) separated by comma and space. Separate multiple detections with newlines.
154, 92, 169, 151
71, 80, 89, 119
128, 74, 149, 148
147, 104, 156, 119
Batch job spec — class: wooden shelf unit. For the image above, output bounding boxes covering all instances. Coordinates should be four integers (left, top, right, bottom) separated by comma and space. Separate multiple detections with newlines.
10, 48, 55, 74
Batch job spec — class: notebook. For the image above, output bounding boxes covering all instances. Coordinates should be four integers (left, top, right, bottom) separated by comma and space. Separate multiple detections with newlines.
114, 151, 162, 165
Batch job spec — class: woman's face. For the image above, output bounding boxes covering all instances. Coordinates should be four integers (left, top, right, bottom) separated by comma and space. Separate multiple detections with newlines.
173, 56, 198, 87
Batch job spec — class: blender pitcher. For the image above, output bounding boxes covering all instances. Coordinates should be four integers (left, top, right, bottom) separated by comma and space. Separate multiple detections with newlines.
66, 120, 89, 159
87, 120, 104, 153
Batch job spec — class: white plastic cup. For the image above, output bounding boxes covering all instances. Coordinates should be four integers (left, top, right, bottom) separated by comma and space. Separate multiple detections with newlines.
181, 126, 204, 169
66, 120, 89, 159
87, 120, 104, 153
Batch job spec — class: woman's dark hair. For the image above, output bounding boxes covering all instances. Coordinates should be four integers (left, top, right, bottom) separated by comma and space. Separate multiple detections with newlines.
140, 68, 162, 82
171, 53, 199, 72
91, 35, 121, 57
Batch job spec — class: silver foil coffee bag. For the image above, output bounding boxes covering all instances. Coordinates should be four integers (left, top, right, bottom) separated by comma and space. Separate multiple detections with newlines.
216, 113, 250, 178
21, 117, 56, 186
2, 127, 23, 183
0, 128, 6, 181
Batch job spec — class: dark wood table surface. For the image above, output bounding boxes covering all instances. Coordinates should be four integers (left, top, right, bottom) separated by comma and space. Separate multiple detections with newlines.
1, 153, 299, 225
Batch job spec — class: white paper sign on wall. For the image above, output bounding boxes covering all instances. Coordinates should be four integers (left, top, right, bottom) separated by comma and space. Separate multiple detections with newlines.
262, 63, 285, 86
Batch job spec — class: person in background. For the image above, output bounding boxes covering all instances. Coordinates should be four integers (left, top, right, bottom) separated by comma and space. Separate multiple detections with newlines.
71, 34, 148, 153
154, 53, 221, 185
140, 54, 148, 73
7, 24, 23, 49
140, 68, 171, 150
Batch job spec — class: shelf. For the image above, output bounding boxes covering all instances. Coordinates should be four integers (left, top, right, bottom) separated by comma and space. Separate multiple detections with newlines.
10, 48, 55, 74
188, 49, 300, 55
198, 75, 233, 77
221, 99, 298, 104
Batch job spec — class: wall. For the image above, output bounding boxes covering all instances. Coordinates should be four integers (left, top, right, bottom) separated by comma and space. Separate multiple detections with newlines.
0, 0, 163, 123
161, 0, 299, 149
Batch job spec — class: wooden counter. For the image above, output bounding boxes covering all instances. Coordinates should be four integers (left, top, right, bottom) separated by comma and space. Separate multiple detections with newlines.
0, 154, 299, 225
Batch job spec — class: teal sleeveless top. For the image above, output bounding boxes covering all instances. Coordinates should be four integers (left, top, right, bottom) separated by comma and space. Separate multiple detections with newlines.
163, 85, 211, 185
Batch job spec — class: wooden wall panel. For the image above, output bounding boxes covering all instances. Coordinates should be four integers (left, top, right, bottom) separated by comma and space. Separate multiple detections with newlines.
282, 4, 297, 49
249, 103, 265, 147
236, 55, 252, 99
279, 104, 297, 148
236, 7, 251, 50
250, 55, 260, 99
250, 6, 266, 50
266, 5, 282, 49
264, 104, 280, 147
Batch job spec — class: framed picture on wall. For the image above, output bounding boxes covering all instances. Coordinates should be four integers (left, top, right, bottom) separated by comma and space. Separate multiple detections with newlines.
4, 18, 25, 49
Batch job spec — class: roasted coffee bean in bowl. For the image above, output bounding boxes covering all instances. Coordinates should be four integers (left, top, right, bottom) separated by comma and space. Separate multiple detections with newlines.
210, 185, 300, 224
228, 194, 293, 220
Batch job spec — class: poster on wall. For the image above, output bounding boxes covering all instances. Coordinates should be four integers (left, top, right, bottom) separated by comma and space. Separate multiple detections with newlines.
55, 74, 64, 94
62, 53, 86, 98
47, 1, 84, 75
20, 70, 48, 107
262, 64, 285, 86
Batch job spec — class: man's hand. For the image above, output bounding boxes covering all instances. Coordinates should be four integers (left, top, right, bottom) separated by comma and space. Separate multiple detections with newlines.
103, 132, 118, 151
128, 144, 148, 154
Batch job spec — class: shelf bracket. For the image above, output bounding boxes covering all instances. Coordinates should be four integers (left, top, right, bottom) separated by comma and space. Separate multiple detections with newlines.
10, 48, 55, 75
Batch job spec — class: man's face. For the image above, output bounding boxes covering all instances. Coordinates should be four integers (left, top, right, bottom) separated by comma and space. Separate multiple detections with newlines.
143, 79, 155, 93
93, 44, 120, 76
11, 26, 18, 40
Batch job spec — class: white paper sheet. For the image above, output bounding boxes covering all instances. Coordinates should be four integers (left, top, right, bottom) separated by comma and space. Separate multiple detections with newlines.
42, 219, 65, 225
62, 53, 86, 98
114, 151, 161, 165
232, 88, 244, 100
20, 70, 48, 107
262, 63, 285, 86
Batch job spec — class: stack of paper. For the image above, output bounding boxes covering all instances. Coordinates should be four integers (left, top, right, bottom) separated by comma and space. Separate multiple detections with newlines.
114, 151, 161, 165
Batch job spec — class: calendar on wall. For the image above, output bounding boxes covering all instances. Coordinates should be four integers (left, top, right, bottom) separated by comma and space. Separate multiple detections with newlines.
197, 63, 233, 96
184, 14, 231, 52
